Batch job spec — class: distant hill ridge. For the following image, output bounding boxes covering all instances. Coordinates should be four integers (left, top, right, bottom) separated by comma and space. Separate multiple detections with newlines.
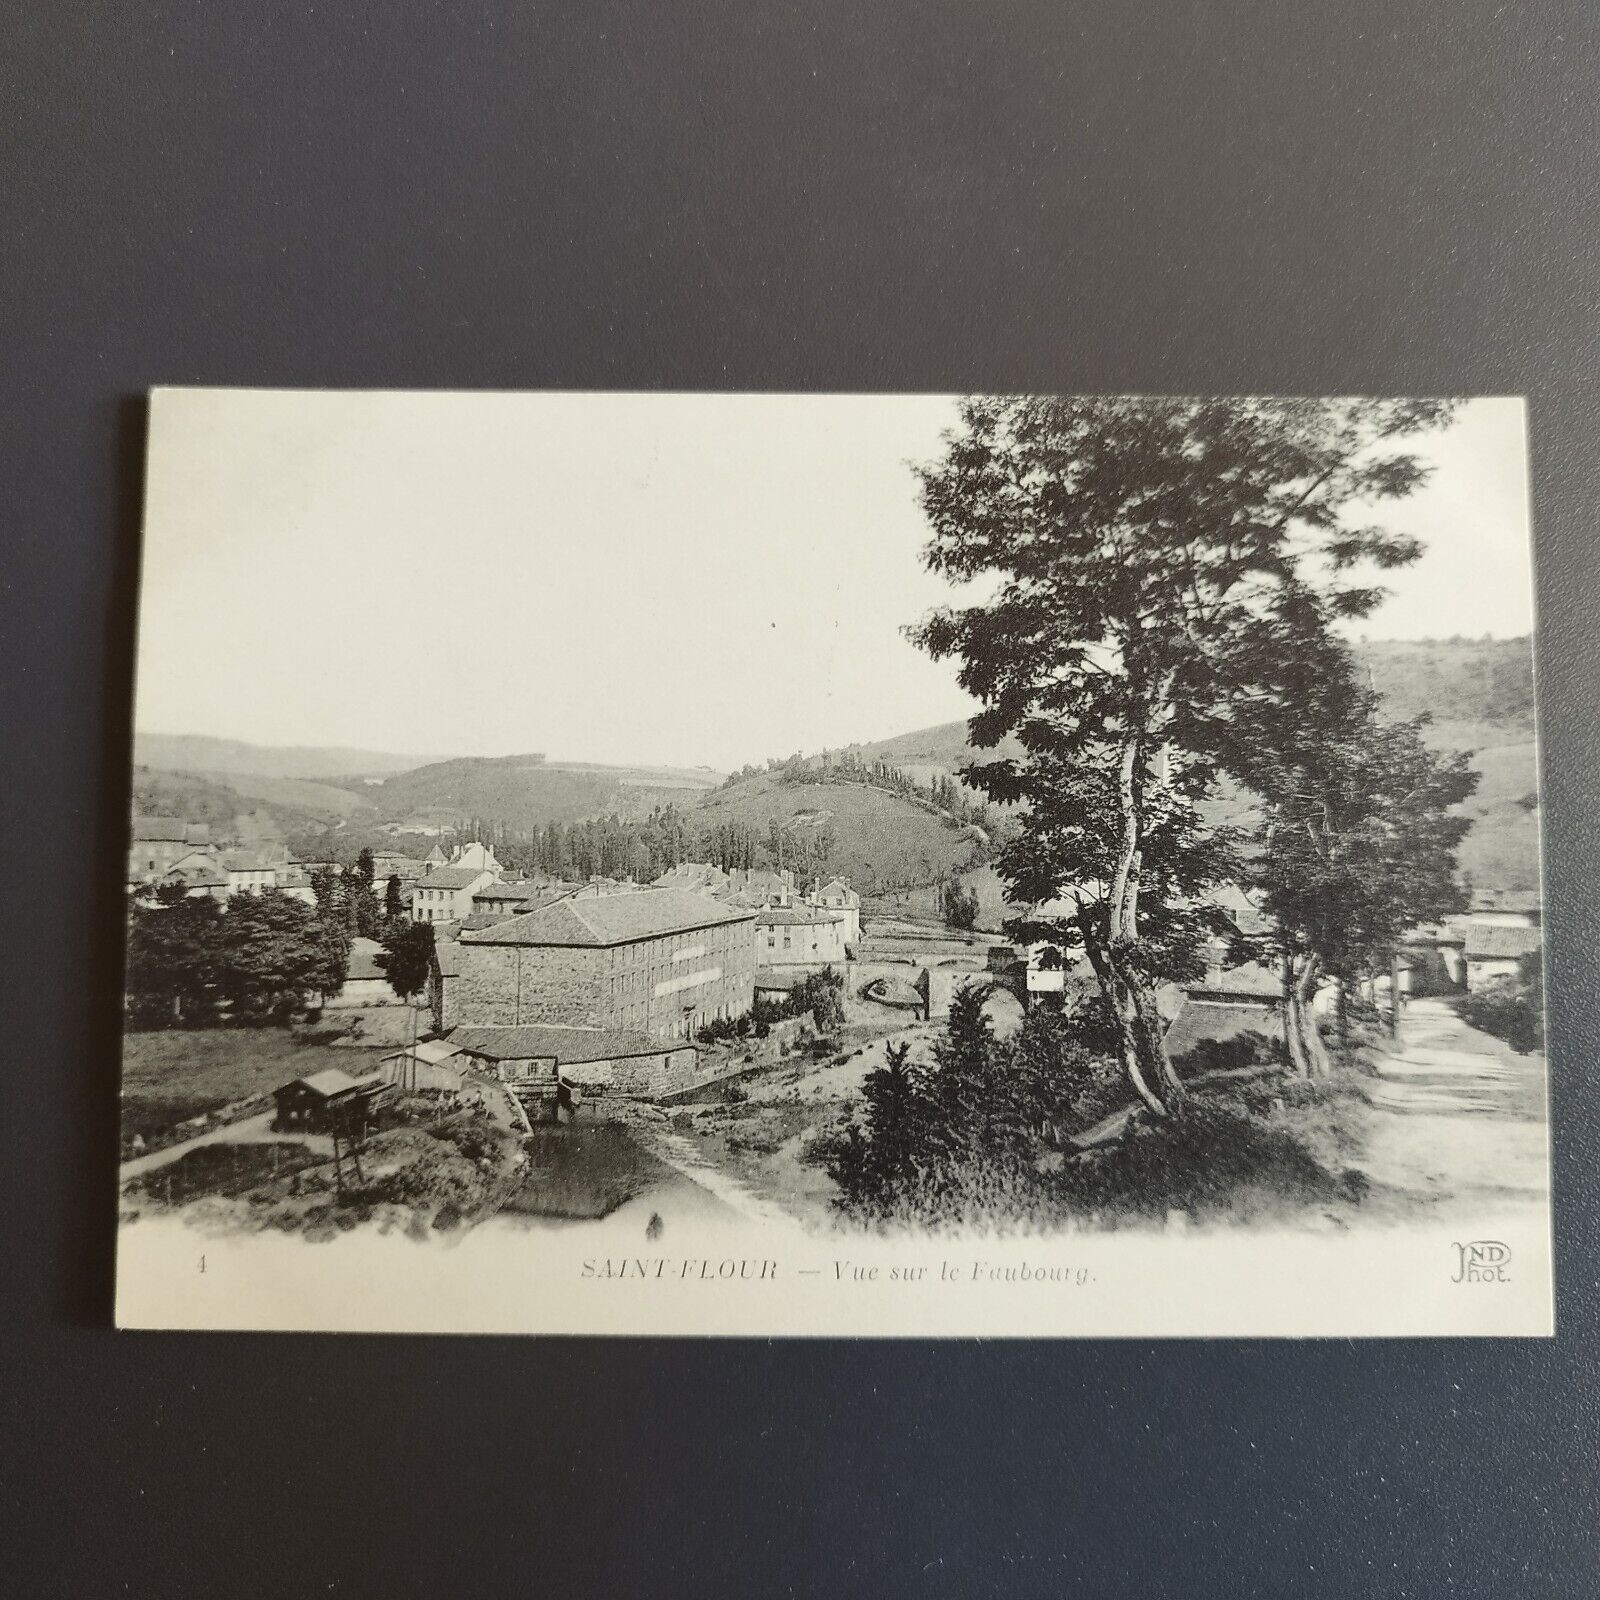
134, 732, 453, 780
847, 636, 1539, 895
851, 637, 1535, 774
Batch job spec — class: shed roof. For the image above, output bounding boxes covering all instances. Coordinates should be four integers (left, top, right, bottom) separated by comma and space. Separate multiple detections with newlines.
283, 1068, 361, 1098
448, 1025, 681, 1064
381, 1038, 464, 1066
432, 941, 462, 978
473, 880, 550, 901
1465, 924, 1542, 960
461, 888, 754, 947
1190, 960, 1281, 1001
417, 866, 494, 890
219, 850, 279, 873
756, 905, 840, 927
165, 863, 227, 888
1164, 998, 1279, 1060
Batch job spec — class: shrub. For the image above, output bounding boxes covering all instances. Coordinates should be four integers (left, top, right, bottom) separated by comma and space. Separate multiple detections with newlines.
1457, 979, 1544, 1053
1050, 1101, 1358, 1225
1171, 1030, 1283, 1077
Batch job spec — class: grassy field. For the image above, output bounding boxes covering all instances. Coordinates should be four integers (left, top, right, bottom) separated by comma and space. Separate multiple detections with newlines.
119, 1027, 389, 1149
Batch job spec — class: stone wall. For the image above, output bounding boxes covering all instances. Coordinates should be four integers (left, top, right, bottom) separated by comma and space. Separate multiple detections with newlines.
450, 920, 757, 1041
450, 943, 608, 1028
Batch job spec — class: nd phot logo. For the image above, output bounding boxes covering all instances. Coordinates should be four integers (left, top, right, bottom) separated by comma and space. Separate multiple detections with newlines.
1451, 1240, 1512, 1284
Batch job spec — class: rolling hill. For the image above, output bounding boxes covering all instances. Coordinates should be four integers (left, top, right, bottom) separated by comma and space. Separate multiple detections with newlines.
689, 775, 986, 896
850, 637, 1540, 896
363, 755, 724, 834
134, 732, 451, 780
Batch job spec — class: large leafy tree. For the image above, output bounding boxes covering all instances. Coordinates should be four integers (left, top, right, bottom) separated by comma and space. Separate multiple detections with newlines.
1245, 701, 1477, 1074
124, 891, 224, 1026
912, 395, 1456, 1116
380, 920, 435, 1006
215, 893, 330, 1021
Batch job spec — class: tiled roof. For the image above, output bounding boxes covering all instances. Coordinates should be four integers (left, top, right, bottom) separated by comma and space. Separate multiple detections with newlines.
473, 880, 549, 901
459, 912, 512, 931
1465, 924, 1542, 960
1164, 998, 1279, 1060
448, 1025, 680, 1064
432, 941, 462, 978
285, 1068, 362, 1097
514, 888, 582, 913
381, 1038, 463, 1065
756, 905, 839, 926
462, 888, 755, 947
417, 866, 493, 890
1190, 960, 1281, 1000
219, 850, 278, 872
166, 863, 227, 888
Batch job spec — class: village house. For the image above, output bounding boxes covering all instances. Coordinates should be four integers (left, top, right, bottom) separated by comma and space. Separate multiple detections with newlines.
451, 888, 756, 1041
411, 865, 500, 924
158, 856, 229, 903
273, 866, 317, 906
755, 903, 848, 968
471, 880, 565, 916
217, 849, 280, 897
447, 841, 501, 873
1406, 893, 1541, 994
1465, 917, 1541, 992
127, 816, 213, 884
447, 1023, 702, 1099
370, 852, 428, 888
808, 877, 861, 943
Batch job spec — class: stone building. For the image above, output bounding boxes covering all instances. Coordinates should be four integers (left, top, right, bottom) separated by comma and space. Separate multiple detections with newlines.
217, 849, 280, 896
448, 1023, 702, 1098
755, 903, 848, 968
127, 817, 212, 885
411, 865, 499, 924
808, 877, 861, 943
453, 888, 756, 1041
428, 939, 463, 1032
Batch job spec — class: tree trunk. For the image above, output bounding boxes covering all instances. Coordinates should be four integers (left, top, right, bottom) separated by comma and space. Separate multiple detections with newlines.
1283, 958, 1310, 1077
1284, 955, 1328, 1077
1081, 734, 1187, 1121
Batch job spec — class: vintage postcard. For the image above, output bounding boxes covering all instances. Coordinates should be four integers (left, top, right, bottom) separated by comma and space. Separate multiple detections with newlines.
116, 390, 1551, 1335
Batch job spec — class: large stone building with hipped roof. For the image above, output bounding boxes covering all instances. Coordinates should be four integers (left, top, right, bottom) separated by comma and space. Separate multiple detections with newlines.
450, 888, 756, 1041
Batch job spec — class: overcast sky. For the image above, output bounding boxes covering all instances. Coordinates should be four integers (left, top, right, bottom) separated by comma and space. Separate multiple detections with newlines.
136, 392, 1534, 771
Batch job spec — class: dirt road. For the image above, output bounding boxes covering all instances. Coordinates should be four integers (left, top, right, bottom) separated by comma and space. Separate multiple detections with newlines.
1361, 998, 1549, 1212
119, 1112, 333, 1182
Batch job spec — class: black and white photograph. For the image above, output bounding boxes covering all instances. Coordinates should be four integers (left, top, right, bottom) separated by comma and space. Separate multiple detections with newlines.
114, 389, 1549, 1335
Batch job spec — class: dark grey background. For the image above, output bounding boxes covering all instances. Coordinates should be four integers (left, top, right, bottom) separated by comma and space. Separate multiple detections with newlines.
2, 3, 1596, 1595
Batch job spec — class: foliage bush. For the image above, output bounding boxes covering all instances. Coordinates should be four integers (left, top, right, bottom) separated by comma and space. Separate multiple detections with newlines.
1169, 1031, 1283, 1077
1457, 978, 1544, 1054
811, 983, 1357, 1230
1048, 1102, 1361, 1225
